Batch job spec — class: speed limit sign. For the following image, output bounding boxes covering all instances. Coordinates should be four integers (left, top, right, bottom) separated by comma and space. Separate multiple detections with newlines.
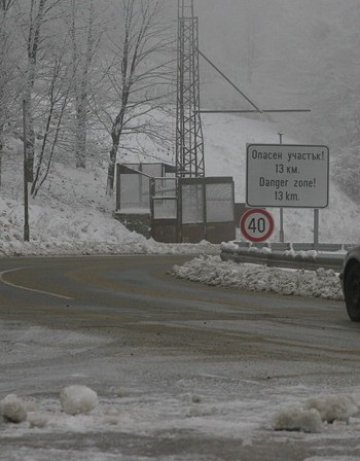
240, 209, 274, 243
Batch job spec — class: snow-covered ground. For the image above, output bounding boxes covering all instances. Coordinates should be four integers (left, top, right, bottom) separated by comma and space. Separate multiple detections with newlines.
2, 380, 360, 443
2, 316, 360, 461
1, 316, 360, 461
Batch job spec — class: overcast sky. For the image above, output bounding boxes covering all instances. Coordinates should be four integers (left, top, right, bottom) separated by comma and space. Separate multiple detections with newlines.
170, 0, 360, 146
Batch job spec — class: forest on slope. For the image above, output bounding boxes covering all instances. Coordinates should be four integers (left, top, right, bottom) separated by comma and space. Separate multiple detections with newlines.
0, 0, 175, 199
1, 0, 360, 204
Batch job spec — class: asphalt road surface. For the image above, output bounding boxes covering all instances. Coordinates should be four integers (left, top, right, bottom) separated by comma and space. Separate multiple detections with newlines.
1, 254, 360, 461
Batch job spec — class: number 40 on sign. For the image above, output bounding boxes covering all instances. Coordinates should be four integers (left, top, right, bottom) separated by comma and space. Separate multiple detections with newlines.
240, 209, 274, 243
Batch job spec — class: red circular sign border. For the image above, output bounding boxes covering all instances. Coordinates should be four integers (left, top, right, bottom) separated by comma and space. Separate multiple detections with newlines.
240, 209, 275, 243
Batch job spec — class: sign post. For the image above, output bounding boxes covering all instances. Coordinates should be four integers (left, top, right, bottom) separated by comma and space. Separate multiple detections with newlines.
314, 208, 319, 248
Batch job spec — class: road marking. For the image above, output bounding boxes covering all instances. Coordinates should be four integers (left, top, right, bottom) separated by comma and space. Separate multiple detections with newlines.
0, 267, 74, 301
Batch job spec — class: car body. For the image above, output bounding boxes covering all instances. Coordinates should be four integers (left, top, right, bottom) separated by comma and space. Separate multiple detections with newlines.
341, 246, 360, 321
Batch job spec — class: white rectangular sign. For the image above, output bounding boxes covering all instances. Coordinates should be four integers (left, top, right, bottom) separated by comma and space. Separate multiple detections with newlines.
246, 144, 329, 208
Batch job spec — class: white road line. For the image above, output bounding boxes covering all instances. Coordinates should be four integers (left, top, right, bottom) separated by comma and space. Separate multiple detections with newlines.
0, 267, 74, 301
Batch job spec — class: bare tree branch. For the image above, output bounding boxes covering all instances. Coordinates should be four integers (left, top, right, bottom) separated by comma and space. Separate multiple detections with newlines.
99, 0, 174, 195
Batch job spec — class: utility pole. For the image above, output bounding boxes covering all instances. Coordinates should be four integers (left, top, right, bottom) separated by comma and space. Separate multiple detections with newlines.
176, 0, 205, 178
22, 100, 30, 242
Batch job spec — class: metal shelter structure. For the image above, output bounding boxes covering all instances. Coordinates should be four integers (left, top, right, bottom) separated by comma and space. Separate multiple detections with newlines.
176, 0, 205, 178
114, 163, 235, 244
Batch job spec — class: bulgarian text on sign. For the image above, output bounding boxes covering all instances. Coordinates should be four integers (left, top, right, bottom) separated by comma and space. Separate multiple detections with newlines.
246, 144, 329, 208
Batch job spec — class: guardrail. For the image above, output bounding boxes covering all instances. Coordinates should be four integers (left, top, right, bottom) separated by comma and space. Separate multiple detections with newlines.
220, 242, 355, 272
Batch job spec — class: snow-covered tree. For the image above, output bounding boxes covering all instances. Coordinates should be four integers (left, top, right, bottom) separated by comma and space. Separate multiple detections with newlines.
0, 0, 17, 188
69, 0, 100, 169
17, 0, 73, 191
97, 0, 173, 195
22, 0, 47, 182
30, 42, 73, 197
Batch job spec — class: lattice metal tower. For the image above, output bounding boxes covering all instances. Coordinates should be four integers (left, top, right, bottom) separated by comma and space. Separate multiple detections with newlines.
176, 0, 205, 177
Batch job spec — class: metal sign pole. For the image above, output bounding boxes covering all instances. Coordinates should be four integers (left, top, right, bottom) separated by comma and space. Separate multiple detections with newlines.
314, 208, 319, 249
278, 133, 284, 243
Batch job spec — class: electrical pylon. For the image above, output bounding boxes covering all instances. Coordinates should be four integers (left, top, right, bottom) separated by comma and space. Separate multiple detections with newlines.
175, 0, 205, 178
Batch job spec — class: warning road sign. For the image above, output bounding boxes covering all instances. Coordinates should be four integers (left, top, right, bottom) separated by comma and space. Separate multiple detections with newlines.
246, 144, 329, 208
240, 209, 274, 243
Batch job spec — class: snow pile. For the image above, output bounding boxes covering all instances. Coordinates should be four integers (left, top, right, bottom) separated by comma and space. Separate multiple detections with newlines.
0, 394, 28, 423
27, 412, 49, 428
1, 386, 99, 426
273, 405, 323, 433
273, 394, 359, 433
60, 385, 98, 416
304, 395, 358, 424
1, 386, 99, 424
172, 255, 343, 300
0, 194, 143, 253
0, 386, 99, 430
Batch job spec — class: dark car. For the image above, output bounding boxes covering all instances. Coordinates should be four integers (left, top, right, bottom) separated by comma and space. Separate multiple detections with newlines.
341, 246, 360, 321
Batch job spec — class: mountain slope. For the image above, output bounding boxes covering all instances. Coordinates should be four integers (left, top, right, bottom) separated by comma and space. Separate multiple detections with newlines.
0, 112, 359, 254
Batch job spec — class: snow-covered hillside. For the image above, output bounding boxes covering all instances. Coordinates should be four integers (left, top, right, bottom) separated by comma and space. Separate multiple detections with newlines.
1, 112, 360, 256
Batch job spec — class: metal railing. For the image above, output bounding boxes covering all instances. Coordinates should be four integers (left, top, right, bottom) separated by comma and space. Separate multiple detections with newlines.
220, 241, 352, 272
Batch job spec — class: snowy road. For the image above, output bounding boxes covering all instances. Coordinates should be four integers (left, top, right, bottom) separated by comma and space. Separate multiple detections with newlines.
1, 255, 360, 461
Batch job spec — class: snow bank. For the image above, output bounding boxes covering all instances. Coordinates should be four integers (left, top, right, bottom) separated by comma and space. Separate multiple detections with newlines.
0, 238, 220, 258
60, 385, 98, 415
273, 394, 359, 433
172, 255, 343, 300
0, 190, 219, 256
273, 405, 323, 433
304, 395, 359, 424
